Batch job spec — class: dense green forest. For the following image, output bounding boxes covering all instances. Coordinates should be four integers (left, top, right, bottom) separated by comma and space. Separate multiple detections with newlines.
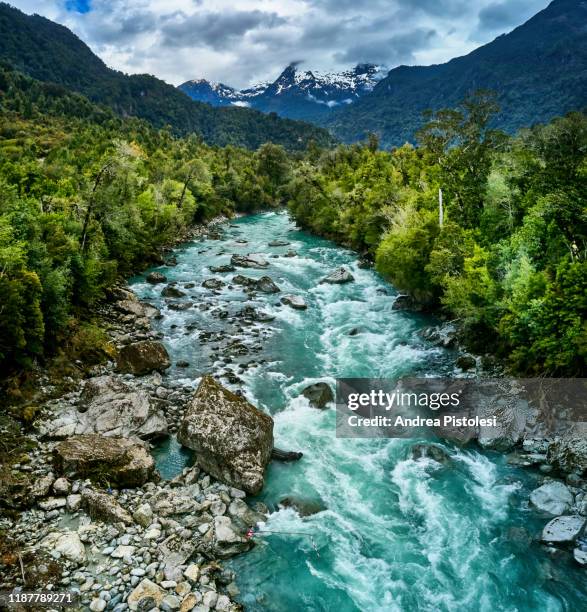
0, 64, 293, 372
1, 59, 585, 377
0, 3, 333, 150
287, 92, 587, 375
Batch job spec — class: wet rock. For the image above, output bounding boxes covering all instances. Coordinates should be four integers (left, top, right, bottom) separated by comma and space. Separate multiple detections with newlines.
238, 306, 275, 323
146, 272, 167, 284
321, 267, 354, 284
52, 477, 71, 495
43, 375, 167, 439
411, 443, 452, 464
168, 301, 193, 311
54, 435, 157, 487
209, 516, 252, 558
30, 474, 55, 499
541, 516, 585, 545
348, 327, 360, 336
127, 578, 165, 611
133, 502, 153, 527
302, 382, 333, 408
392, 294, 420, 311
81, 489, 133, 525
530, 481, 573, 515
231, 254, 269, 269
574, 547, 587, 565
284, 249, 297, 258
176, 360, 190, 368
210, 264, 236, 273
202, 278, 225, 290
420, 323, 458, 349
279, 496, 326, 517
117, 341, 171, 375
40, 531, 86, 564
161, 286, 186, 298
268, 239, 290, 247
256, 276, 280, 293
547, 438, 587, 475
177, 376, 274, 494
456, 354, 476, 371
281, 295, 307, 310
357, 258, 371, 269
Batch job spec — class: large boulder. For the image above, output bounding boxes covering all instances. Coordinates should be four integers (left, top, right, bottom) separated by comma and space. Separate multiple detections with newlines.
202, 278, 225, 290
231, 254, 269, 269
281, 295, 307, 310
547, 438, 587, 475
40, 531, 86, 563
177, 376, 273, 494
411, 443, 452, 464
81, 489, 133, 525
146, 271, 166, 284
530, 481, 573, 516
161, 285, 185, 298
53, 435, 157, 487
321, 267, 354, 284
541, 516, 585, 545
127, 579, 165, 611
41, 375, 167, 439
256, 276, 280, 293
302, 383, 333, 408
116, 341, 171, 375
210, 264, 236, 273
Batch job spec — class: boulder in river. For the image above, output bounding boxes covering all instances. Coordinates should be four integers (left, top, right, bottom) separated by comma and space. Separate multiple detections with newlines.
167, 301, 193, 311
40, 531, 86, 564
456, 354, 476, 371
547, 438, 587, 475
231, 253, 269, 269
116, 340, 171, 375
541, 515, 585, 545
420, 323, 458, 349
161, 285, 185, 298
411, 443, 452, 464
279, 496, 326, 517
146, 271, 166, 284
321, 267, 354, 284
530, 481, 573, 515
177, 375, 274, 494
302, 382, 333, 408
392, 294, 421, 311
256, 276, 280, 293
41, 375, 168, 439
53, 435, 157, 487
202, 278, 225, 290
268, 239, 290, 247
210, 264, 236, 273
281, 295, 307, 310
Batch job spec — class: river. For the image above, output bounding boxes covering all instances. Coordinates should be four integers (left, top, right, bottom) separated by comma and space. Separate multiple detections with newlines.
131, 211, 586, 612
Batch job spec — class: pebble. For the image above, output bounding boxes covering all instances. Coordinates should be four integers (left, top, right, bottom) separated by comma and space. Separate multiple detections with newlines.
89, 598, 107, 612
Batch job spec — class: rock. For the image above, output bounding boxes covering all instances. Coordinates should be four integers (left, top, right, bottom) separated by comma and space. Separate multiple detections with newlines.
161, 286, 186, 298
202, 278, 225, 290
238, 306, 275, 323
81, 489, 133, 525
320, 267, 354, 284
210, 264, 236, 273
40, 531, 86, 563
116, 298, 153, 318
176, 360, 190, 368
284, 249, 297, 258
147, 272, 167, 284
301, 382, 333, 408
211, 516, 252, 558
357, 258, 371, 269
183, 564, 200, 583
30, 474, 55, 499
168, 301, 193, 311
180, 593, 202, 612
271, 448, 303, 462
547, 438, 587, 475
111, 545, 135, 558
410, 443, 452, 464
456, 354, 476, 371
281, 295, 307, 310
348, 327, 360, 336
279, 496, 326, 517
89, 599, 107, 612
127, 578, 165, 611
268, 239, 290, 247
541, 516, 585, 544
216, 595, 231, 611
117, 341, 171, 376
255, 276, 280, 293
231, 254, 269, 269
574, 548, 587, 565
420, 323, 458, 349
392, 294, 421, 311
530, 482, 574, 515
44, 376, 167, 439
52, 477, 71, 495
161, 594, 181, 611
38, 497, 67, 511
54, 435, 157, 487
133, 503, 154, 527
66, 494, 82, 512
177, 376, 273, 494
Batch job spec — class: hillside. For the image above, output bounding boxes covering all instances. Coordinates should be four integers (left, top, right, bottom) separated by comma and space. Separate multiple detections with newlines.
326, 0, 587, 147
0, 2, 334, 150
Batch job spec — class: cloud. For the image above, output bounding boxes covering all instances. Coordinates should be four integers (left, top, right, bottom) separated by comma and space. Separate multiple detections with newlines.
7, 0, 552, 88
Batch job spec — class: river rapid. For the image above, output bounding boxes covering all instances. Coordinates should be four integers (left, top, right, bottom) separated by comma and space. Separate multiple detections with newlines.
131, 211, 586, 612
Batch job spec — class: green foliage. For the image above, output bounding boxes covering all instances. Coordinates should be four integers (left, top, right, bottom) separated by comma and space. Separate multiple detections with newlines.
286, 96, 587, 375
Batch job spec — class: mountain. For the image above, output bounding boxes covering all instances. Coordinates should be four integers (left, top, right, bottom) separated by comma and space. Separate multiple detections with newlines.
326, 0, 587, 147
0, 3, 333, 150
179, 63, 385, 123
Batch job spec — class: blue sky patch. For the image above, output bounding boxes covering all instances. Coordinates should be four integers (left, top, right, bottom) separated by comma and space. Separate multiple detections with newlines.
65, 0, 91, 14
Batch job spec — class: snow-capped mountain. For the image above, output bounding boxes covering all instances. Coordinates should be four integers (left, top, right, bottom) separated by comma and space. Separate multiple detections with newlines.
178, 63, 386, 122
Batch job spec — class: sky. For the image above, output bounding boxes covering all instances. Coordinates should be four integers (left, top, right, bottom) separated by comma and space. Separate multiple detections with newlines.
9, 0, 551, 88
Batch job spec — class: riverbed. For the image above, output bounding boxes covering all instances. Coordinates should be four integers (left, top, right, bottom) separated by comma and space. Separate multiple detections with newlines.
131, 211, 586, 612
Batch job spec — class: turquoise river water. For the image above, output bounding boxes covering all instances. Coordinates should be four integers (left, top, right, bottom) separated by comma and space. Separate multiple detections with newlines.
131, 212, 586, 612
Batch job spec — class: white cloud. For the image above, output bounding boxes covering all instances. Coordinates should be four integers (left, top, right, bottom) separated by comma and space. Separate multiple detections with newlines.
8, 0, 551, 88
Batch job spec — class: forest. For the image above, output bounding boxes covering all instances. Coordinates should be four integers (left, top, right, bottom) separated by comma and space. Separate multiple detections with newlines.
1, 62, 586, 377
